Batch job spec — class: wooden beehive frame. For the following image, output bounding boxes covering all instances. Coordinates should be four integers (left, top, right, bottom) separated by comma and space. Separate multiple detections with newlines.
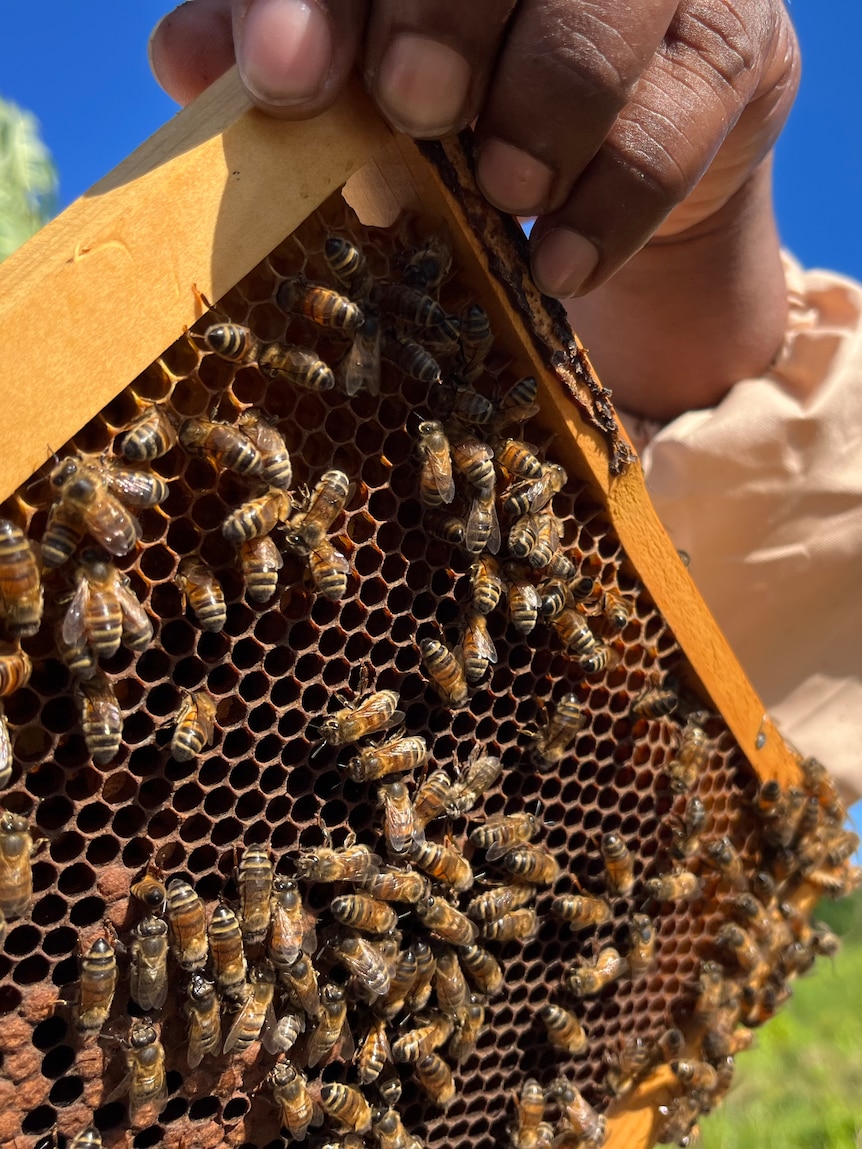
0, 67, 803, 1147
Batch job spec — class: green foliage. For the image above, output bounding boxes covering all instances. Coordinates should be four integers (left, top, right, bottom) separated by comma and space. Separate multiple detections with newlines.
700, 891, 862, 1149
0, 97, 57, 261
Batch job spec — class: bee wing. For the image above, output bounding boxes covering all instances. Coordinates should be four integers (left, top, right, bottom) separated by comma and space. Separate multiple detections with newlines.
117, 580, 152, 632
256, 995, 280, 1055
423, 450, 456, 504
464, 617, 498, 666
86, 497, 141, 556
222, 992, 252, 1054
103, 468, 165, 507
62, 578, 90, 646
486, 499, 501, 555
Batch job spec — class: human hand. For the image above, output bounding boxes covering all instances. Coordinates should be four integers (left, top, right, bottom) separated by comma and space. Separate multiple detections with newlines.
150, 1, 798, 299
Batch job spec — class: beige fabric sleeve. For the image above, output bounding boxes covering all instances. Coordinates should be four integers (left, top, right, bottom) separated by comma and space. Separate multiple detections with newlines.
618, 254, 862, 803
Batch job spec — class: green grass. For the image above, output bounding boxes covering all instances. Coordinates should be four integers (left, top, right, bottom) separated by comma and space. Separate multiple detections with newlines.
699, 893, 862, 1148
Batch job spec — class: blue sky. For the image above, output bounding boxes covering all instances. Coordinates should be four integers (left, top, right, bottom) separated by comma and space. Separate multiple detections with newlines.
2, 3, 862, 282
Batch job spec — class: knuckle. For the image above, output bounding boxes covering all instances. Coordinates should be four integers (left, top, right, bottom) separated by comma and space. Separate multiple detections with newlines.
667, 1, 765, 93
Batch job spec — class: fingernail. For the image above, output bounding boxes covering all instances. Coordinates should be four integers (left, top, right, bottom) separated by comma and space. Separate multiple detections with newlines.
477, 139, 554, 214
376, 35, 471, 137
237, 0, 332, 105
532, 228, 600, 298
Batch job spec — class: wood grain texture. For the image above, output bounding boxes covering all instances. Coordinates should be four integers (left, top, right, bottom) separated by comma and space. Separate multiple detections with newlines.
0, 67, 391, 502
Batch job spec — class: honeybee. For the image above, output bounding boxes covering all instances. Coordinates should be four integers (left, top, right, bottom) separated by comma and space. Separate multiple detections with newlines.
0, 810, 34, 917
567, 946, 628, 996
412, 769, 454, 832
450, 435, 496, 493
269, 1007, 306, 1055
41, 499, 85, 568
223, 961, 277, 1054
507, 513, 539, 561
208, 903, 248, 998
64, 553, 151, 659
77, 676, 123, 765
417, 420, 455, 507
466, 557, 502, 619
716, 923, 762, 973
334, 935, 392, 999
324, 235, 373, 298
656, 1096, 701, 1148
470, 811, 540, 861
550, 893, 613, 929
668, 711, 711, 792
331, 892, 398, 935
448, 992, 485, 1063
290, 469, 351, 550
550, 1077, 607, 1148
339, 306, 382, 396
631, 671, 678, 719
378, 780, 417, 855
468, 877, 537, 923
644, 868, 703, 902
602, 589, 634, 632
503, 462, 567, 515
165, 877, 208, 971
320, 687, 404, 747
416, 894, 477, 946
448, 749, 502, 816
123, 1021, 168, 1127
497, 374, 540, 424
627, 912, 656, 975
170, 691, 218, 762
420, 637, 469, 707
318, 1082, 372, 1134
281, 953, 321, 1017
306, 537, 350, 601
538, 576, 570, 620
376, 282, 451, 329
359, 867, 425, 907
392, 1014, 453, 1064
235, 844, 273, 947
0, 519, 42, 638
129, 915, 169, 1012
524, 511, 562, 570
482, 907, 539, 942
403, 236, 452, 290
374, 946, 419, 1019
56, 618, 96, 680
427, 512, 467, 547
131, 863, 166, 914
118, 403, 178, 461
306, 982, 350, 1067
460, 943, 504, 997
552, 608, 603, 665
76, 936, 118, 1040
295, 841, 381, 884
601, 832, 635, 896
382, 332, 442, 383
501, 844, 560, 887
269, 876, 317, 970
404, 940, 436, 1012
235, 535, 282, 603
671, 1059, 720, 1093
409, 838, 474, 892
494, 437, 542, 479
532, 693, 585, 768
101, 462, 169, 508
205, 323, 333, 389
277, 275, 364, 330
506, 572, 541, 634
511, 1078, 546, 1149
373, 1107, 417, 1149
186, 973, 222, 1067
50, 458, 140, 556
671, 795, 707, 859
414, 1052, 455, 1108
269, 1059, 317, 1140
433, 947, 469, 1017
456, 302, 494, 380
540, 1004, 588, 1056
222, 487, 293, 544
461, 611, 498, 685
465, 486, 501, 555
176, 556, 226, 632
703, 836, 746, 887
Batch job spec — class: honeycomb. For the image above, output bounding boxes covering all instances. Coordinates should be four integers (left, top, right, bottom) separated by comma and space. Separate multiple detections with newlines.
0, 138, 852, 1149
